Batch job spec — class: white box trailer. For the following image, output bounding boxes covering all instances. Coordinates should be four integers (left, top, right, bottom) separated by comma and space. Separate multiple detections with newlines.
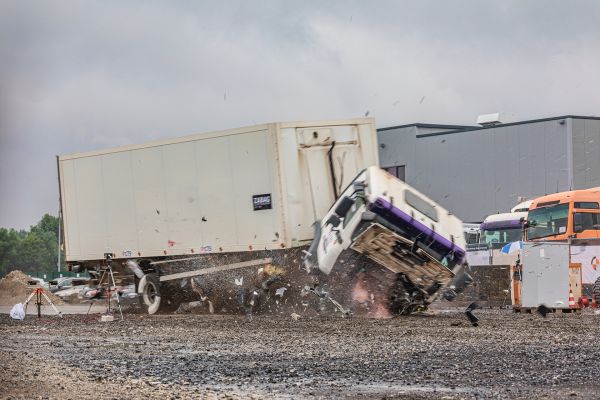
517, 242, 577, 310
58, 118, 378, 263
58, 118, 379, 313
511, 241, 600, 311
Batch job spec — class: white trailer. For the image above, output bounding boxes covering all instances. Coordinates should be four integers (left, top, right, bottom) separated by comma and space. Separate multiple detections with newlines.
516, 242, 577, 310
511, 241, 600, 311
58, 118, 378, 313
58, 118, 378, 261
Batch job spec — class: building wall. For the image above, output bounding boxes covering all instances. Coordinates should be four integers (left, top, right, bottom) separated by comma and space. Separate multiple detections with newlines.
378, 126, 464, 176
572, 118, 600, 189
378, 119, 573, 222
378, 126, 417, 171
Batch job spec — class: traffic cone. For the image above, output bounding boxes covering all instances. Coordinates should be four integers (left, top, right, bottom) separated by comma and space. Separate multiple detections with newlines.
568, 289, 576, 309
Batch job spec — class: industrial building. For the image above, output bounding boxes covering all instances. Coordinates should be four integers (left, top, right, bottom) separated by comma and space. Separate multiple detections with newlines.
377, 115, 600, 223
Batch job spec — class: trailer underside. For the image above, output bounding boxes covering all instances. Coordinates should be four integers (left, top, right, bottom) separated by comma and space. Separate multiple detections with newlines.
71, 246, 437, 317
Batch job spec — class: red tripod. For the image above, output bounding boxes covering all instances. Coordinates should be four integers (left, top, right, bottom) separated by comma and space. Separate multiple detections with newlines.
23, 287, 62, 318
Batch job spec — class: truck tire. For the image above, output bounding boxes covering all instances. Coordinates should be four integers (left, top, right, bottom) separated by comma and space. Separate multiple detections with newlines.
594, 277, 600, 305
139, 273, 179, 314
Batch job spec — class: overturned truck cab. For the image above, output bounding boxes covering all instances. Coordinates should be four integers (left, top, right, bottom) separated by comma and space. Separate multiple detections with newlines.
304, 167, 472, 314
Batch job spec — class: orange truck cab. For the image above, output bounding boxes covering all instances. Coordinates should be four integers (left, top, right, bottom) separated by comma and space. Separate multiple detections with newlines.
525, 187, 600, 241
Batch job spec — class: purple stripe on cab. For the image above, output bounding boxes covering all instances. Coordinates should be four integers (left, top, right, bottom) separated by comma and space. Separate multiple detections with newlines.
370, 197, 466, 264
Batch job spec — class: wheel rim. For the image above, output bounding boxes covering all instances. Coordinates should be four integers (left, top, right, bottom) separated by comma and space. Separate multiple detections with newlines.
144, 282, 157, 304
146, 282, 157, 302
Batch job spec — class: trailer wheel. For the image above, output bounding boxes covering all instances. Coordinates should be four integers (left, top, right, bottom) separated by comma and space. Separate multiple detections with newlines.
593, 277, 600, 305
140, 273, 161, 314
139, 273, 180, 314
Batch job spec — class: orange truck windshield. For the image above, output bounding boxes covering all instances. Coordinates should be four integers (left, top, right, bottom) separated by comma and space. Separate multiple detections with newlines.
525, 203, 569, 240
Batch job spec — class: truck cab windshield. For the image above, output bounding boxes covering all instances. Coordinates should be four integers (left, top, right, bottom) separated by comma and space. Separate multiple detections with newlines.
479, 228, 521, 247
526, 203, 569, 240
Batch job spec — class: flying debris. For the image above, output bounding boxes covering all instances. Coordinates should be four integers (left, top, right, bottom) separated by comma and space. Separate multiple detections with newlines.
465, 302, 480, 327
306, 285, 352, 316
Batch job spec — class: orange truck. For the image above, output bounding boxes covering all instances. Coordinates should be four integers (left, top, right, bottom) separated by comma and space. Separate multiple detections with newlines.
525, 187, 600, 241
512, 187, 600, 311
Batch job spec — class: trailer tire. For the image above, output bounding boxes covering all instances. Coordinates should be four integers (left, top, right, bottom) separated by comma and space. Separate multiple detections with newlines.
593, 277, 600, 305
141, 273, 162, 314
139, 273, 180, 314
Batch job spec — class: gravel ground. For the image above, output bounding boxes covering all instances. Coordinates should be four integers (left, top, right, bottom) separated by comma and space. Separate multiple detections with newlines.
1, 309, 599, 399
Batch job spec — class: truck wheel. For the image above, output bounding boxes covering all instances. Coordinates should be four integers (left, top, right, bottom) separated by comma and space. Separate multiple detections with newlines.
594, 277, 600, 305
388, 273, 424, 315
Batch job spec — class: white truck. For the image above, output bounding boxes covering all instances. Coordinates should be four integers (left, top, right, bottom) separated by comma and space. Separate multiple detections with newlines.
304, 167, 471, 314
58, 118, 469, 315
466, 201, 531, 267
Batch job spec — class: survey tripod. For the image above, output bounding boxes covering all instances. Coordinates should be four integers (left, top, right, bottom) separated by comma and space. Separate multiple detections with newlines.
86, 253, 123, 320
24, 286, 62, 318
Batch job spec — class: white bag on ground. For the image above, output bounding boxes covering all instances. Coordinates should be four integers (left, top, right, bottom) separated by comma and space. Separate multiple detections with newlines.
10, 303, 25, 320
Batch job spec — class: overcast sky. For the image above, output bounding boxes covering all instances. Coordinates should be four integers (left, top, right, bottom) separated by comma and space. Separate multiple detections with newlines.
1, 0, 599, 229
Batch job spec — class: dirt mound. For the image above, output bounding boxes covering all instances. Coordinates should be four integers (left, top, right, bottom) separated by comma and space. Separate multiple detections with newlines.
0, 270, 64, 306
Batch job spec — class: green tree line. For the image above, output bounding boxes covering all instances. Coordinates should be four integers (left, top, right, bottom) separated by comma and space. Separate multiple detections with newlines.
0, 214, 64, 277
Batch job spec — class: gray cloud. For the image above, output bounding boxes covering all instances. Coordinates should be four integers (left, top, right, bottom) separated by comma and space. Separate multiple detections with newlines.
1, 0, 599, 228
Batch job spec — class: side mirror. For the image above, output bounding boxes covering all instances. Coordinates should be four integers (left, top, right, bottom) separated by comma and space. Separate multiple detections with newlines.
326, 214, 341, 228
334, 196, 354, 217
573, 213, 583, 233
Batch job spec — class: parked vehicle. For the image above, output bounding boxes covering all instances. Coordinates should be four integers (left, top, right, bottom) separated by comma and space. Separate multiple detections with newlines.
27, 277, 49, 289
479, 211, 528, 249
79, 284, 137, 301
511, 199, 532, 213
522, 188, 600, 304
49, 277, 73, 293
466, 201, 531, 266
54, 278, 89, 301
54, 279, 88, 301
525, 187, 600, 241
463, 223, 481, 248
